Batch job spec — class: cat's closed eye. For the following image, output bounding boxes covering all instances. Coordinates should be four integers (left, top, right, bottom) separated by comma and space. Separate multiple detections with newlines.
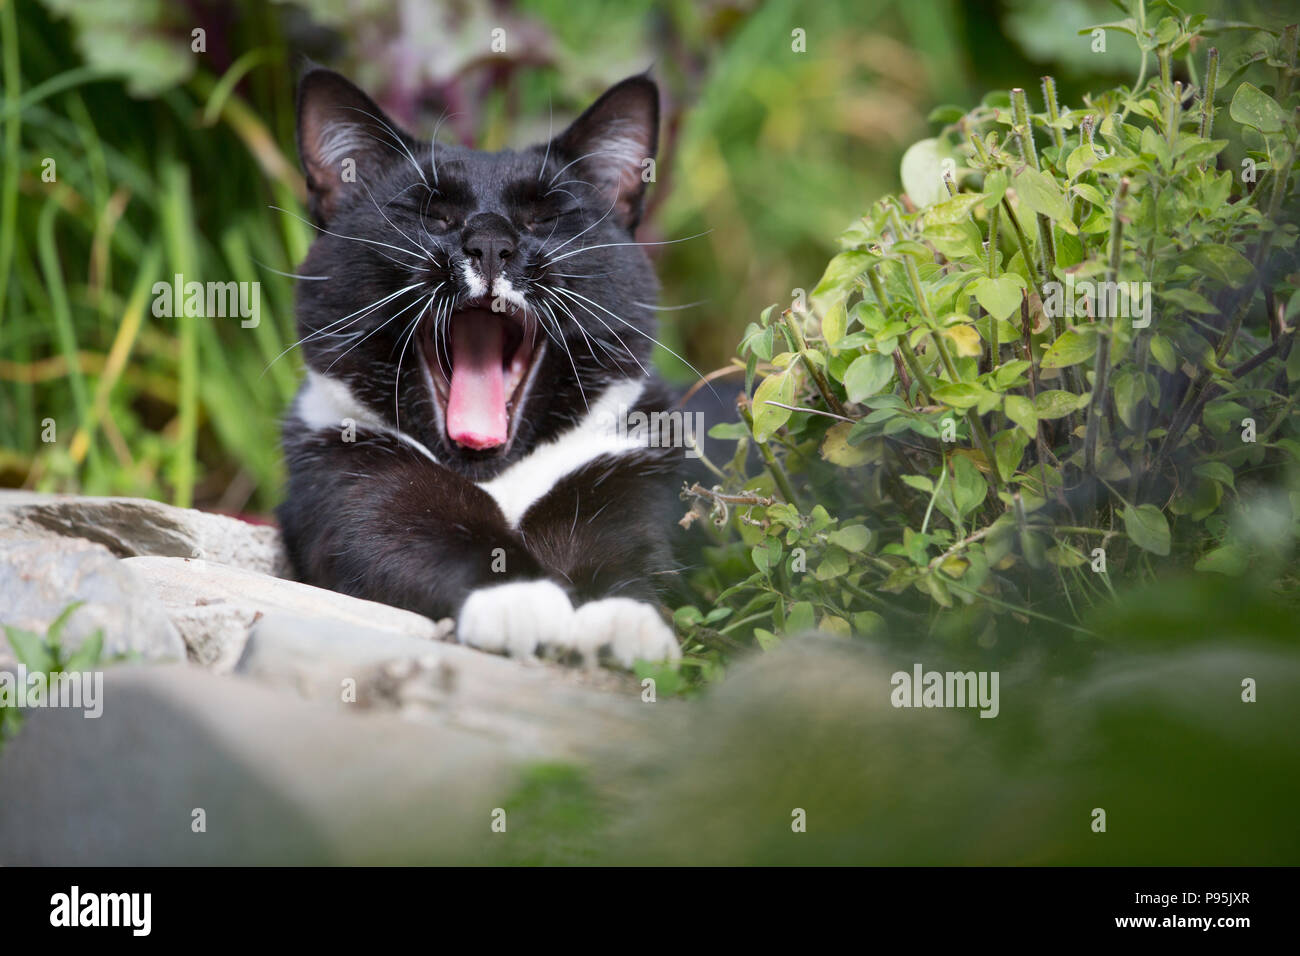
524, 207, 579, 231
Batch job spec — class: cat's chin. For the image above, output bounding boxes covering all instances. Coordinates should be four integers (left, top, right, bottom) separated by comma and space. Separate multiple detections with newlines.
421, 305, 543, 457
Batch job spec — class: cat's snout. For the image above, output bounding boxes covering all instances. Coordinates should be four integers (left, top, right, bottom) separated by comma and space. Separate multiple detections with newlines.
461, 213, 518, 290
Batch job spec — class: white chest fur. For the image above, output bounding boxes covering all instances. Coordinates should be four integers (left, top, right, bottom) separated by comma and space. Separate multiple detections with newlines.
294, 372, 648, 526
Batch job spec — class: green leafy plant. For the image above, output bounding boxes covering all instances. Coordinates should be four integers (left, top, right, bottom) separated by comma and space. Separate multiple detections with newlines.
675, 2, 1300, 661
1, 601, 105, 744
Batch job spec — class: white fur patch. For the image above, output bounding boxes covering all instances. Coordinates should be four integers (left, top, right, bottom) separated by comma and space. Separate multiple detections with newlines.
457, 579, 574, 658
570, 597, 680, 668
316, 121, 367, 166
492, 274, 527, 311
295, 370, 439, 464
456, 581, 678, 668
460, 260, 487, 299
477, 378, 647, 527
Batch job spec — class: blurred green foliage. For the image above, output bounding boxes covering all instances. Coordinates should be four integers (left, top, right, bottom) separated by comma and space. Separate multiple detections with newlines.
463, 571, 1300, 864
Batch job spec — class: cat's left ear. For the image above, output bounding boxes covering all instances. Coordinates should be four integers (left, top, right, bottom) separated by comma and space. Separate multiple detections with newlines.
553, 74, 659, 229
296, 67, 418, 225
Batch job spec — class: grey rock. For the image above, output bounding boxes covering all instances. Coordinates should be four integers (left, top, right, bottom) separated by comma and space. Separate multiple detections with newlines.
239, 610, 673, 762
0, 490, 287, 576
0, 533, 185, 664
123, 556, 452, 671
0, 665, 514, 864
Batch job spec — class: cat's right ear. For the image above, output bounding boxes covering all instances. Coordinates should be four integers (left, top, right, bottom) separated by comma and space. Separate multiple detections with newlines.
296, 68, 416, 224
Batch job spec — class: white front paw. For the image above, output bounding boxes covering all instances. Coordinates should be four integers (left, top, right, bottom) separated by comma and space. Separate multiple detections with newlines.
570, 598, 681, 669
457, 580, 574, 659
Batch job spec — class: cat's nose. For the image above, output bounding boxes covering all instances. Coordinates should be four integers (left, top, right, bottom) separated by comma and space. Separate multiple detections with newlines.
462, 215, 516, 290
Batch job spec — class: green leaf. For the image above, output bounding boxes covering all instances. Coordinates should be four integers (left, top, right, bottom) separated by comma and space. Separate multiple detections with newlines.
941, 324, 982, 357
1034, 390, 1089, 419
931, 382, 988, 410
821, 301, 847, 347
1122, 504, 1171, 556
843, 353, 895, 403
708, 421, 750, 440
1178, 139, 1228, 165
924, 222, 981, 259
785, 601, 816, 634
751, 369, 796, 443
928, 104, 967, 124
1183, 245, 1254, 288
4, 626, 55, 673
951, 455, 987, 517
1004, 394, 1037, 436
815, 547, 851, 581
900, 137, 954, 209
1112, 369, 1145, 429
828, 524, 872, 552
923, 193, 985, 227
811, 251, 876, 313
851, 611, 886, 636
971, 274, 1025, 322
994, 429, 1029, 480
64, 630, 105, 673
1066, 144, 1100, 180
1194, 544, 1249, 576
1013, 168, 1073, 223
1041, 327, 1096, 368
1150, 334, 1177, 373
1194, 461, 1236, 489
45, 600, 85, 649
1161, 288, 1219, 314
1071, 182, 1107, 207
1229, 82, 1288, 133
821, 422, 880, 466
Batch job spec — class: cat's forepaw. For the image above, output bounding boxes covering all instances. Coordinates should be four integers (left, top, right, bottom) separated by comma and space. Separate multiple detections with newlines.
457, 580, 574, 659
570, 598, 681, 669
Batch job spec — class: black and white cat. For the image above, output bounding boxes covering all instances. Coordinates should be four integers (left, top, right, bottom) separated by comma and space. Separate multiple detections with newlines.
277, 67, 685, 667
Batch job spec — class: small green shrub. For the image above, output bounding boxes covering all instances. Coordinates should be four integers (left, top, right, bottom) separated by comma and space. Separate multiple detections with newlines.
676, 3, 1300, 658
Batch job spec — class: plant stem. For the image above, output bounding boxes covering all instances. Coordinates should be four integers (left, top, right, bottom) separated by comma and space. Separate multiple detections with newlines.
1041, 75, 1067, 152
739, 403, 801, 507
1084, 177, 1130, 475
867, 266, 932, 404
1012, 87, 1058, 286
1280, 24, 1298, 100
1197, 48, 1219, 172
985, 203, 1001, 365
781, 306, 846, 417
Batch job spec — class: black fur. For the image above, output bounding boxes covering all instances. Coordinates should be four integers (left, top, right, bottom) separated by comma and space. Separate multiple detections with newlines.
277, 67, 686, 622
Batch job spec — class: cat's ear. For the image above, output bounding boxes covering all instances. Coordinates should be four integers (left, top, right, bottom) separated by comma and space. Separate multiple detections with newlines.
296, 67, 418, 224
553, 74, 659, 229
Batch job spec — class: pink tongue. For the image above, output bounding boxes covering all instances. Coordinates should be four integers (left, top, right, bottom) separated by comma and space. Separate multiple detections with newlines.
446, 318, 507, 449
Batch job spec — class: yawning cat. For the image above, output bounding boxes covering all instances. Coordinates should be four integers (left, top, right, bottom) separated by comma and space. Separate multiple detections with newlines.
277, 67, 684, 667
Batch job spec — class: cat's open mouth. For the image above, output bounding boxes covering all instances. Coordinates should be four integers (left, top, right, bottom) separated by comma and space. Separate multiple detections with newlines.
422, 304, 542, 452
